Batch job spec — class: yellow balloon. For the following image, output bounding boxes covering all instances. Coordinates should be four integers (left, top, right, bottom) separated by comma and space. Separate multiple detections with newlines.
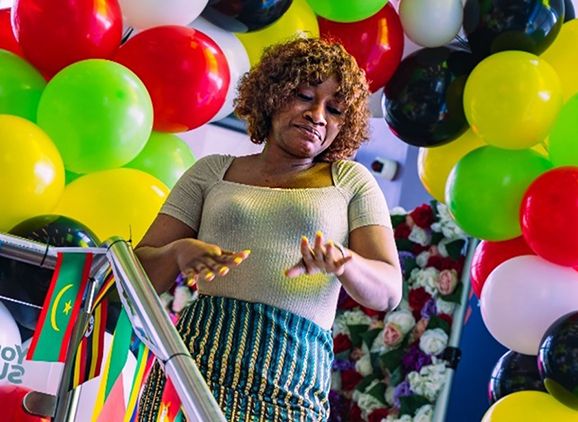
531, 139, 549, 157
236, 0, 319, 66
541, 19, 578, 102
55, 168, 169, 244
482, 391, 578, 422
0, 114, 64, 231
417, 129, 486, 203
463, 51, 562, 149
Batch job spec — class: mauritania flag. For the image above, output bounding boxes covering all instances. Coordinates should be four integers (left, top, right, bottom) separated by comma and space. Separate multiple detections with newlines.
27, 252, 93, 362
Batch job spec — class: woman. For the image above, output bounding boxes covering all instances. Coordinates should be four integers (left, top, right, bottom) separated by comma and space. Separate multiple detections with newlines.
136, 37, 402, 421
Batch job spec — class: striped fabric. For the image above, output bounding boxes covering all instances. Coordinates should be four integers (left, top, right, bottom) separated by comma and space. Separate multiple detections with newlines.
138, 295, 334, 421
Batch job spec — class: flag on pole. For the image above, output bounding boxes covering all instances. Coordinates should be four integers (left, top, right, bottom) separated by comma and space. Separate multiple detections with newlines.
27, 252, 93, 362
71, 298, 108, 388
96, 373, 126, 422
156, 376, 184, 422
91, 308, 133, 422
92, 271, 116, 312
124, 341, 155, 422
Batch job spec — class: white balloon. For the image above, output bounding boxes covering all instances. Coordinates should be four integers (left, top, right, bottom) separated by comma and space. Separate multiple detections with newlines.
190, 17, 251, 122
399, 0, 463, 47
0, 301, 22, 386
119, 0, 209, 29
0, 301, 21, 347
481, 255, 578, 355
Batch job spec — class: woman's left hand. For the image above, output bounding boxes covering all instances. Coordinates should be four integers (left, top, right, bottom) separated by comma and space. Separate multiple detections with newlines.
285, 231, 352, 278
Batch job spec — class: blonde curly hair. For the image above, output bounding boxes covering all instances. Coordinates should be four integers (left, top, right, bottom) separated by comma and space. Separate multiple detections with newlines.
234, 37, 371, 161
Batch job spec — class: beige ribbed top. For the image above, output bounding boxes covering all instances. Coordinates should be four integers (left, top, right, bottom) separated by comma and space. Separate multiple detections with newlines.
160, 154, 391, 329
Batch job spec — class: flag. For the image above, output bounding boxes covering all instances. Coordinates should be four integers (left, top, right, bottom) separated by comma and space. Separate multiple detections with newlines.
96, 373, 126, 422
156, 376, 184, 422
124, 342, 155, 422
71, 298, 108, 388
91, 308, 133, 422
27, 252, 93, 362
92, 271, 115, 312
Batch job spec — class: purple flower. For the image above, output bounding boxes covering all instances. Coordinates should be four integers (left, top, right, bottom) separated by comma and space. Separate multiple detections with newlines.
392, 380, 412, 407
421, 298, 437, 319
332, 359, 355, 371
398, 251, 416, 274
329, 390, 350, 422
402, 343, 432, 373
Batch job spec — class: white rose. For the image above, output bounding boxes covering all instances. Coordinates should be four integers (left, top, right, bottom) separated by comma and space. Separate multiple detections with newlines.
332, 314, 348, 336
419, 328, 449, 356
414, 404, 434, 422
409, 363, 448, 401
390, 415, 413, 422
331, 371, 341, 390
390, 206, 408, 216
436, 298, 456, 315
159, 291, 173, 311
416, 251, 431, 268
353, 391, 384, 414
385, 309, 416, 334
355, 353, 373, 377
172, 284, 194, 313
412, 267, 439, 295
409, 225, 432, 246
343, 309, 374, 327
385, 385, 396, 406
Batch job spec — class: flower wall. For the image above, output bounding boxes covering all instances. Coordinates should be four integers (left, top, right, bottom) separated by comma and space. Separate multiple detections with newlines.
329, 201, 469, 422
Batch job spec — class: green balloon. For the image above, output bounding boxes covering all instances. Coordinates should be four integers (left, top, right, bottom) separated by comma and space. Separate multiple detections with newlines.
37, 59, 153, 174
65, 170, 81, 185
306, 0, 388, 22
124, 132, 196, 188
446, 146, 552, 241
549, 94, 578, 167
0, 50, 46, 121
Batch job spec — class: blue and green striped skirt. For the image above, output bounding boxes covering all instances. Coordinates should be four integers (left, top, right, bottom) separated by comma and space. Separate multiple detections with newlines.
138, 295, 334, 421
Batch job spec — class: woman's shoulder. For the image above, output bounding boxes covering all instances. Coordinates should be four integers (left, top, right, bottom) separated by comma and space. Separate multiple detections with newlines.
333, 159, 374, 185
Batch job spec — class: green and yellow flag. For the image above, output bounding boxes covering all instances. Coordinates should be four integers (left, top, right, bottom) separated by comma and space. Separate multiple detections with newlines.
27, 252, 93, 362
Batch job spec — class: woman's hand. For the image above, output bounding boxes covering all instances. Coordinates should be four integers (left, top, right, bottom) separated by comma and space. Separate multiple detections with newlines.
285, 231, 351, 278
173, 238, 251, 285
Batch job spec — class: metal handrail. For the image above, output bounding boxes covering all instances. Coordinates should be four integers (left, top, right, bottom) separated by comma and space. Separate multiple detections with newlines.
0, 232, 225, 422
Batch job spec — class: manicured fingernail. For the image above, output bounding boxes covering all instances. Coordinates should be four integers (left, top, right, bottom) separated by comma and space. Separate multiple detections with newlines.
316, 230, 323, 237
218, 267, 229, 276
205, 271, 215, 281
234, 257, 243, 264
301, 235, 308, 242
242, 249, 251, 256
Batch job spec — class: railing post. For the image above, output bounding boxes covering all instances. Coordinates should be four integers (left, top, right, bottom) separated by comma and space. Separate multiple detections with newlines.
105, 237, 226, 422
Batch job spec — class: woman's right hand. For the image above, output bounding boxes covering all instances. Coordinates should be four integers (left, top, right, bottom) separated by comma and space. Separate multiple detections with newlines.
172, 238, 251, 285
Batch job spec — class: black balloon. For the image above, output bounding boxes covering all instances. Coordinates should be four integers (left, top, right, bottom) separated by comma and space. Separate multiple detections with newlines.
488, 350, 546, 404
564, 0, 575, 21
0, 215, 100, 331
463, 0, 565, 60
202, 0, 292, 33
382, 46, 476, 147
538, 311, 578, 410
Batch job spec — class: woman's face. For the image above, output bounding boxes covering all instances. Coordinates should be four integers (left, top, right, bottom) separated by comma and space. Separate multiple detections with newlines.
267, 76, 345, 160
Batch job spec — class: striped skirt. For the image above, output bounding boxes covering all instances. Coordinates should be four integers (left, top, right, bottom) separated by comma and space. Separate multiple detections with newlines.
138, 295, 334, 421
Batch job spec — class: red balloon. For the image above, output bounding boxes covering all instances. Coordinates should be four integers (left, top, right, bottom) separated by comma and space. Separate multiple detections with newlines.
11, 0, 122, 78
470, 237, 535, 298
318, 2, 404, 93
114, 26, 230, 132
521, 167, 578, 267
0, 8, 23, 57
0, 385, 50, 421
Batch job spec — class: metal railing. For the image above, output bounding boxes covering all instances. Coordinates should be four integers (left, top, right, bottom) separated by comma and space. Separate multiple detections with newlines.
0, 232, 226, 422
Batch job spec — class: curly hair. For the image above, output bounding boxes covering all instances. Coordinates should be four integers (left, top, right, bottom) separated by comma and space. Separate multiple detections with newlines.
234, 37, 371, 161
